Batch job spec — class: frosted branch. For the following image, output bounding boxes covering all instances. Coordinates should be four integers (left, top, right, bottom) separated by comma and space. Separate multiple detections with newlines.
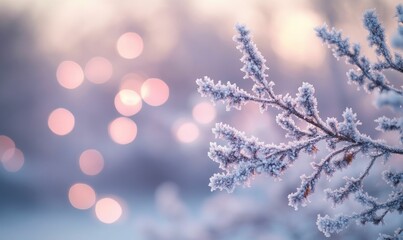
196, 4, 403, 237
315, 24, 403, 94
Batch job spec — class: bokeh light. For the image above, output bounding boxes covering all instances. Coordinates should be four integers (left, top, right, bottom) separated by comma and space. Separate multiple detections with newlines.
117, 32, 144, 59
140, 78, 169, 106
176, 122, 200, 143
48, 108, 75, 136
1, 148, 24, 172
119, 73, 145, 93
0, 135, 15, 157
114, 89, 142, 116
192, 101, 216, 124
108, 117, 137, 144
84, 57, 113, 84
56, 61, 84, 89
79, 149, 104, 176
68, 183, 96, 210
95, 197, 123, 224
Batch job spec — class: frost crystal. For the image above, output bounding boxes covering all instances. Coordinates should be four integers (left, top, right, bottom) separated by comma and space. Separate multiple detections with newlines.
296, 82, 318, 117
317, 214, 351, 237
383, 170, 403, 188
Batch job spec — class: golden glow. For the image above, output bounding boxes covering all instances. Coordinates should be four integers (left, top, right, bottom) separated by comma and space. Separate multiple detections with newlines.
56, 61, 84, 89
68, 183, 96, 210
272, 8, 324, 68
108, 117, 137, 144
142, 13, 178, 62
48, 108, 75, 136
192, 101, 216, 124
85, 57, 113, 84
114, 89, 142, 116
141, 78, 169, 106
79, 149, 104, 176
32, 1, 117, 54
117, 32, 144, 59
176, 122, 200, 143
95, 197, 123, 224
0, 135, 15, 157
2, 148, 24, 172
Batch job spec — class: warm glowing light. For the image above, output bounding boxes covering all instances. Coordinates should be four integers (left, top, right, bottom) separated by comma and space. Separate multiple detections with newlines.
272, 9, 324, 68
119, 73, 145, 93
48, 108, 75, 136
117, 32, 144, 59
141, 78, 169, 106
176, 122, 199, 143
192, 102, 216, 124
114, 89, 142, 116
2, 148, 24, 172
68, 183, 96, 210
35, 1, 117, 54
0, 135, 15, 157
84, 57, 113, 84
142, 13, 178, 61
108, 117, 137, 144
56, 61, 84, 89
79, 149, 104, 176
95, 197, 123, 224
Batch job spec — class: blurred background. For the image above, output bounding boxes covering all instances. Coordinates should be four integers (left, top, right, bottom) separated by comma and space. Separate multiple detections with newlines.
0, 0, 401, 239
